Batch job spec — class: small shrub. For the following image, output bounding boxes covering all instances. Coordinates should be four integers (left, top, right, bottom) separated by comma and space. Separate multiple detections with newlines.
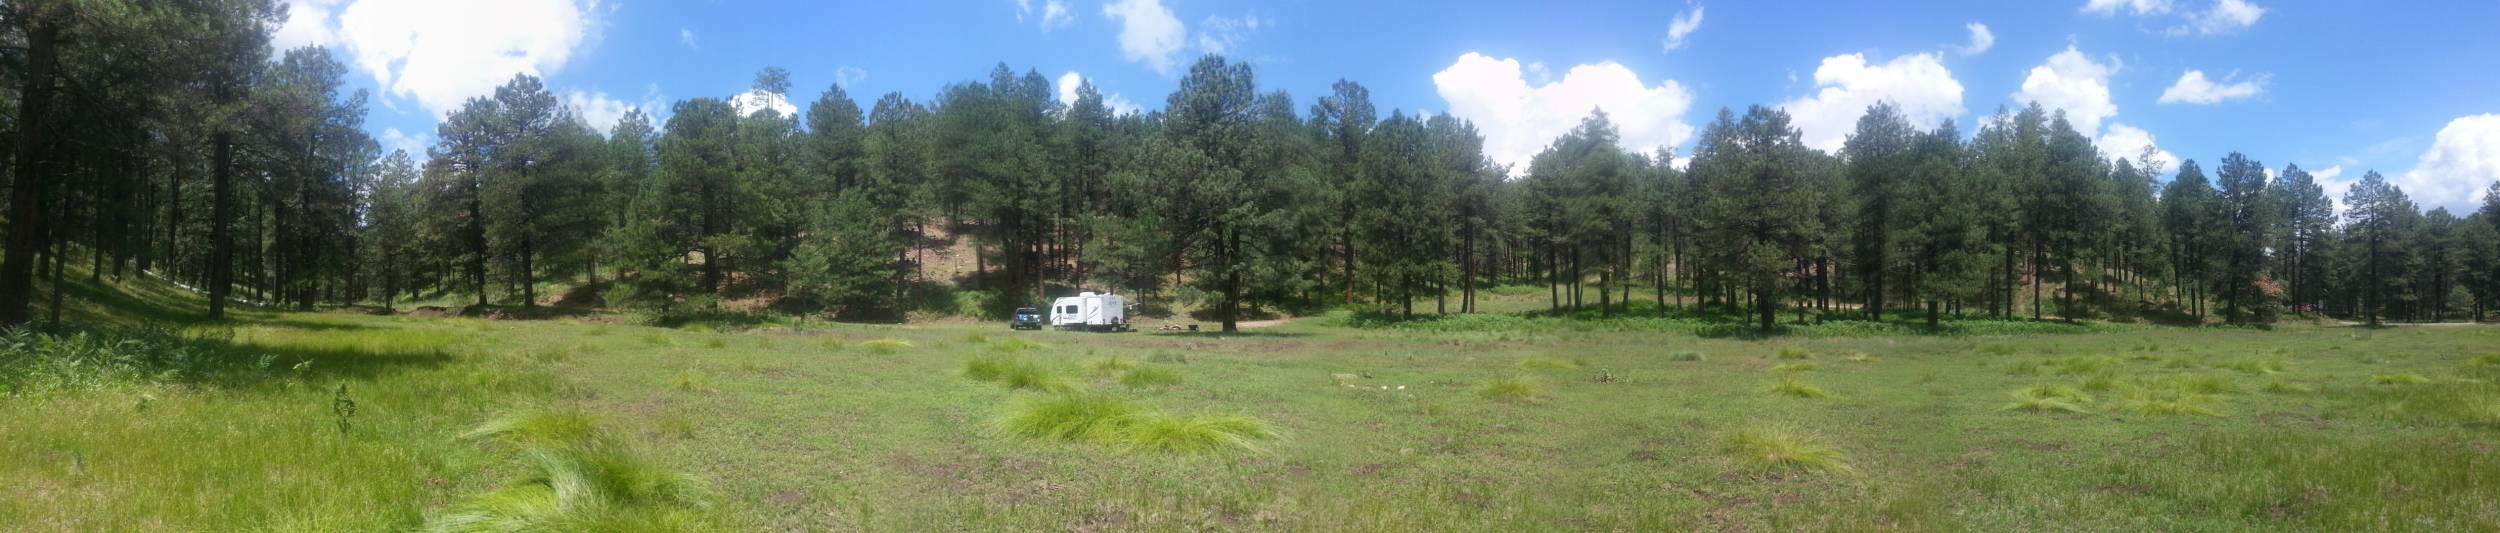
2372, 373, 2431, 385
1770, 363, 1817, 372
1119, 366, 1184, 388
1668, 351, 1706, 362
1515, 356, 1582, 371
1720, 425, 1857, 476
1774, 346, 1813, 360
1477, 375, 1542, 403
861, 338, 913, 354
1767, 379, 1828, 399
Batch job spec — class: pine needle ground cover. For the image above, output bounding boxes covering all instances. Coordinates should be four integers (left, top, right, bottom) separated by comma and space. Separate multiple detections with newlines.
10, 287, 2500, 530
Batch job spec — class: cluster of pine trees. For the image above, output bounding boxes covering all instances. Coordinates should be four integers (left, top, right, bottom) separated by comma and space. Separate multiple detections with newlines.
5, 3, 2497, 332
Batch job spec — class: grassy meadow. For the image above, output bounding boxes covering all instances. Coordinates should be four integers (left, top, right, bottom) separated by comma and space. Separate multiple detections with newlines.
6, 277, 2500, 530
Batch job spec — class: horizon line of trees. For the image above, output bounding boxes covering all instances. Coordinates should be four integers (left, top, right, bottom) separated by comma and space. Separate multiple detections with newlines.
6, 3, 2498, 332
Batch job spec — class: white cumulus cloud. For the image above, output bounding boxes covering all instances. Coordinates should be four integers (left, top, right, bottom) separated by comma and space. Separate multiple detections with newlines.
2013, 45, 2120, 135
288, 0, 604, 118
2399, 114, 2500, 212
565, 84, 665, 134
1778, 52, 1965, 153
2158, 69, 2266, 104
1055, 71, 1143, 116
2081, 0, 2174, 15
730, 89, 798, 118
378, 127, 430, 157
2179, 0, 2265, 35
1018, 0, 1074, 30
2098, 123, 2178, 174
1662, 4, 1704, 52
1102, 0, 1187, 75
1959, 23, 1995, 55
1196, 13, 1268, 55
1432, 52, 1696, 174
679, 28, 697, 48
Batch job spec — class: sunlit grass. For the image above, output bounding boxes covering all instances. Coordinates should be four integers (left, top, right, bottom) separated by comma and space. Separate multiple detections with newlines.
1720, 425, 1857, 476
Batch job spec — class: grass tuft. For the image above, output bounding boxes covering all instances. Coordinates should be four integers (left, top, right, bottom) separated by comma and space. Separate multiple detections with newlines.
2261, 380, 2318, 394
1720, 425, 1857, 476
1515, 356, 1582, 371
1476, 375, 1543, 403
2117, 388, 2225, 417
2372, 373, 2431, 385
2001, 385, 2095, 413
1774, 346, 1813, 360
994, 394, 1275, 454
1766, 379, 1828, 399
962, 354, 1071, 392
1082, 357, 1139, 376
1118, 366, 1184, 389
2217, 358, 2285, 375
668, 370, 711, 393
1146, 351, 1188, 364
861, 338, 913, 354
1668, 351, 1706, 362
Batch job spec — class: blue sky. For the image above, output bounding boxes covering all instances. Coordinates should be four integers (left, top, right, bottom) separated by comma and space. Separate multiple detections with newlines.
276, 0, 2500, 212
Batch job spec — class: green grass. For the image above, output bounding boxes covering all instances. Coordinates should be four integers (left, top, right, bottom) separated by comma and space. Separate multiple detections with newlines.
1770, 362, 1818, 372
2372, 373, 2433, 385
1774, 345, 1813, 359
1117, 366, 1184, 388
1514, 355, 1582, 371
961, 354, 1071, 393
1766, 378, 1829, 399
860, 338, 913, 354
1720, 425, 1857, 476
1476, 374, 1543, 402
17, 268, 2500, 530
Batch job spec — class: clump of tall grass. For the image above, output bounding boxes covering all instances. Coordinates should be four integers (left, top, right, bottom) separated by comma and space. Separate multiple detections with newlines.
860, 338, 912, 354
1770, 363, 1817, 372
2376, 383, 2500, 426
2261, 380, 2318, 394
2004, 361, 2042, 377
1668, 351, 1706, 362
962, 354, 1071, 392
1120, 413, 1279, 453
987, 337, 1042, 353
2217, 358, 2285, 375
2467, 354, 2500, 368
1515, 356, 1582, 371
1767, 379, 1828, 399
1720, 425, 1857, 476
1082, 357, 1139, 376
1118, 366, 1183, 389
668, 370, 711, 393
1477, 375, 1542, 403
1774, 346, 1813, 360
430, 409, 711, 531
2052, 356, 2119, 376
2157, 373, 2242, 395
2117, 388, 2225, 417
994, 394, 1275, 454
2001, 385, 2095, 414
2372, 373, 2431, 385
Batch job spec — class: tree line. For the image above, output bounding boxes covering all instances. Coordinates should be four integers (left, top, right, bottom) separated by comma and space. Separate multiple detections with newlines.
5, 3, 2497, 332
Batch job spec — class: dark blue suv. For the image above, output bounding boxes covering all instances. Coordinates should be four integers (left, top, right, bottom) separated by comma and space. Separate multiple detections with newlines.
1009, 307, 1044, 330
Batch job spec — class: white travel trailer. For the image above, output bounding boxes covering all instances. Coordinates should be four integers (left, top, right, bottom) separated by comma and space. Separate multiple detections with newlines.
1047, 292, 1130, 332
